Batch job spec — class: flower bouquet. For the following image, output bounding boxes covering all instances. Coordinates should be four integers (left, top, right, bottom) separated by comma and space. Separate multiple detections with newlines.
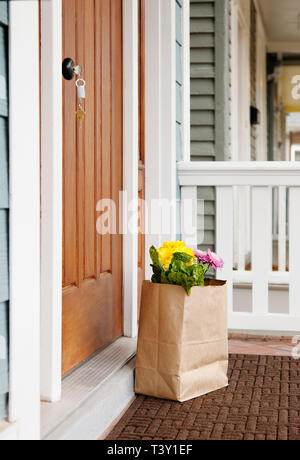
135, 242, 228, 402
150, 242, 224, 295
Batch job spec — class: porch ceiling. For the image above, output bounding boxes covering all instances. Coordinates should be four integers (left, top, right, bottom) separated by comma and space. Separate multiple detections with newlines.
258, 0, 300, 43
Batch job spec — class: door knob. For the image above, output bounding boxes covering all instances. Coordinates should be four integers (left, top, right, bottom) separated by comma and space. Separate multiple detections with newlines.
62, 58, 82, 81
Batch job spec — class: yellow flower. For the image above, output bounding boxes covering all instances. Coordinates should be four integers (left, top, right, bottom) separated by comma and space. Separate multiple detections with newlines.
157, 241, 195, 270
162, 241, 186, 250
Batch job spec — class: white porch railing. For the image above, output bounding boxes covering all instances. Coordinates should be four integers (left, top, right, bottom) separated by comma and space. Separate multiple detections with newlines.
178, 162, 300, 333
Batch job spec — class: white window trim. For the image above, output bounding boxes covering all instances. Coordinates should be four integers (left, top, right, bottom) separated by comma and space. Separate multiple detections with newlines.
8, 0, 40, 440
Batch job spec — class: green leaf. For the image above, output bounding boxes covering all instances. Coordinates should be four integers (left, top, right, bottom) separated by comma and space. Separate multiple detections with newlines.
149, 246, 166, 284
171, 252, 193, 264
169, 259, 190, 276
151, 265, 162, 284
149, 246, 165, 272
167, 272, 190, 293
161, 272, 169, 284
189, 264, 205, 282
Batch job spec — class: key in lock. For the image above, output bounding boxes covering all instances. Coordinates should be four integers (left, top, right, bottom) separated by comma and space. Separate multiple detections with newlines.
76, 78, 86, 99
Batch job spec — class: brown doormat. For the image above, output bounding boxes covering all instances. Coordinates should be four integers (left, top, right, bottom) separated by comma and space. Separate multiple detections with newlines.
106, 355, 300, 441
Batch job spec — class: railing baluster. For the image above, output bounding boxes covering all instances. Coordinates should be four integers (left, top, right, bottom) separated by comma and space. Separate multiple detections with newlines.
289, 187, 300, 318
278, 186, 287, 272
216, 187, 233, 314
252, 186, 272, 315
237, 187, 246, 270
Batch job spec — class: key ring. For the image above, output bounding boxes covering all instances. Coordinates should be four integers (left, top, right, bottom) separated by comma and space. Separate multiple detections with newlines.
76, 78, 86, 87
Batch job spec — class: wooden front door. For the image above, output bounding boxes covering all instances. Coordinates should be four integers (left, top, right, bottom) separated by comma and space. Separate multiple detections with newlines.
62, 0, 123, 375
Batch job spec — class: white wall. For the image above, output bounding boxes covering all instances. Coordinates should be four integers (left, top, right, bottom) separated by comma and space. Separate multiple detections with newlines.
236, 0, 250, 27
231, 0, 251, 162
232, 0, 268, 162
255, 8, 268, 161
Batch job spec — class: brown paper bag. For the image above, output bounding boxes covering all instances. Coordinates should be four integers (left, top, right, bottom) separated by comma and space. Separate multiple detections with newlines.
135, 280, 228, 402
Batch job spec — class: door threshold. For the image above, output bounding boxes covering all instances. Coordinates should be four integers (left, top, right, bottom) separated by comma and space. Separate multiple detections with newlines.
41, 337, 137, 440
0, 421, 19, 441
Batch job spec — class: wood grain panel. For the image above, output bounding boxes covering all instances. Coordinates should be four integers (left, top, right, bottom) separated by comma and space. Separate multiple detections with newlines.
62, 0, 77, 287
95, 0, 102, 280
111, 0, 123, 337
83, 0, 96, 280
100, 0, 112, 274
62, 0, 123, 374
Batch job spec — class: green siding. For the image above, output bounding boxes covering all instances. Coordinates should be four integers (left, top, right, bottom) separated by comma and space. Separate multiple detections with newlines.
0, 211, 9, 303
0, 4, 8, 28
190, 0, 216, 163
0, 394, 7, 419
0, 303, 9, 395
190, 0, 229, 251
0, 119, 8, 208
0, 0, 9, 421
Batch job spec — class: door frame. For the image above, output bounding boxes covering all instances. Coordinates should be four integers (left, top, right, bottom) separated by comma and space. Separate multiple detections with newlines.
40, 0, 63, 402
40, 0, 140, 402
40, 0, 178, 404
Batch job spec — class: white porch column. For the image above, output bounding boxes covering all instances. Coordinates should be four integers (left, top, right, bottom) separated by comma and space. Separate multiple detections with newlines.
145, 0, 176, 280
182, 0, 191, 162
9, 0, 40, 440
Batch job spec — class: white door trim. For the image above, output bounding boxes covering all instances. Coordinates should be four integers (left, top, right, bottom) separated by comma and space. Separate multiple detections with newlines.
122, 0, 139, 338
9, 0, 40, 440
40, 0, 63, 403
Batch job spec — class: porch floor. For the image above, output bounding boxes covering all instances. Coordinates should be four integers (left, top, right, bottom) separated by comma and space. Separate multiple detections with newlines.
105, 336, 299, 441
228, 334, 295, 357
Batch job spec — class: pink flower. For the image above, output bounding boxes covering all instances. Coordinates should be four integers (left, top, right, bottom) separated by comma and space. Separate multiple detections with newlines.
206, 249, 224, 270
194, 248, 224, 270
194, 249, 209, 264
